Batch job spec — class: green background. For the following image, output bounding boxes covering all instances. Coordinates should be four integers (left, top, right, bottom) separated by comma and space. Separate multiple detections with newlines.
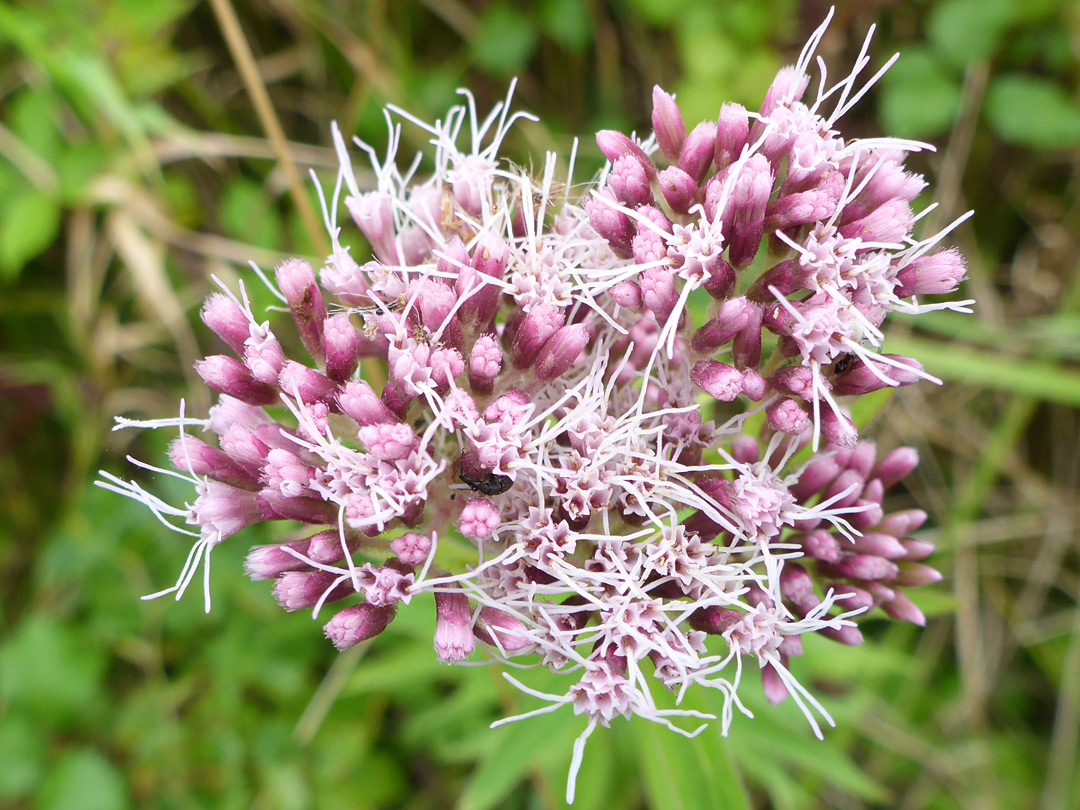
2, 0, 1079, 808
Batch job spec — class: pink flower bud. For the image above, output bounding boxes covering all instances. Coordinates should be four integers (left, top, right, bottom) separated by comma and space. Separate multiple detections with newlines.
900, 538, 935, 561
766, 185, 841, 230
510, 305, 565, 369
826, 469, 866, 510
819, 623, 864, 646
535, 323, 589, 381
715, 103, 749, 171
201, 293, 250, 354
609, 155, 653, 209
850, 532, 908, 559
690, 360, 743, 401
474, 607, 531, 653
276, 259, 327, 362
702, 258, 735, 299
324, 603, 397, 650
731, 302, 763, 369
258, 490, 339, 525
877, 508, 928, 537
762, 661, 789, 705
358, 422, 418, 461
728, 155, 772, 269
278, 361, 338, 405
273, 570, 352, 612
689, 606, 743, 634
894, 563, 943, 588
766, 397, 808, 435
798, 529, 842, 562
436, 236, 470, 277
731, 436, 759, 464
595, 130, 656, 180
657, 166, 698, 215
791, 454, 840, 501
391, 532, 433, 567
196, 356, 278, 406
639, 266, 678, 326
878, 590, 926, 627
459, 497, 501, 540
829, 583, 875, 612
434, 589, 475, 662
651, 86, 686, 162
169, 435, 258, 490
819, 554, 900, 582
677, 121, 716, 184
771, 365, 817, 400
323, 313, 359, 382
690, 296, 752, 352
243, 330, 286, 385
740, 369, 766, 401
338, 380, 395, 426
346, 192, 397, 263
894, 248, 966, 297
758, 66, 809, 119
609, 280, 643, 310
820, 407, 858, 449
244, 538, 310, 580
468, 333, 503, 395
584, 191, 634, 257
872, 447, 919, 489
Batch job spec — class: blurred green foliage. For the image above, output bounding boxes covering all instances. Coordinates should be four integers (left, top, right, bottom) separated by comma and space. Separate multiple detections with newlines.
1, 0, 1079, 808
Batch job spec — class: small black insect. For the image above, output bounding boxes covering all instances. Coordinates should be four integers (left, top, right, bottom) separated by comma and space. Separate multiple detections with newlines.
833, 353, 855, 375
459, 468, 514, 496
456, 452, 513, 496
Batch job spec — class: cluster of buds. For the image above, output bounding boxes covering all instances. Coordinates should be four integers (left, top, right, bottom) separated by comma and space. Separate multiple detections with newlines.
100, 13, 967, 802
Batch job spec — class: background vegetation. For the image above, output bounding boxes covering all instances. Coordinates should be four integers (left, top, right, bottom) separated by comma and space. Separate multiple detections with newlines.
1, 0, 1079, 808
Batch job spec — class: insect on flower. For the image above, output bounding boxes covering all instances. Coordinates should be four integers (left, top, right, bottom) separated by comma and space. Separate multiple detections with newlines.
456, 451, 513, 496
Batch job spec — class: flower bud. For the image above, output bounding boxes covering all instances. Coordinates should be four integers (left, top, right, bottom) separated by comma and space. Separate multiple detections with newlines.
434, 589, 475, 662
715, 103, 749, 171
651, 86, 686, 162
474, 607, 531, 653
536, 323, 589, 381
460, 335, 500, 395
324, 603, 397, 650
690, 360, 743, 401
609, 156, 653, 209
278, 361, 338, 405
323, 313, 359, 382
201, 293, 250, 355
276, 259, 327, 362
677, 121, 716, 184
196, 356, 278, 406
595, 130, 656, 180
766, 397, 808, 435
511, 305, 565, 369
657, 166, 698, 215
169, 435, 259, 490
273, 570, 352, 612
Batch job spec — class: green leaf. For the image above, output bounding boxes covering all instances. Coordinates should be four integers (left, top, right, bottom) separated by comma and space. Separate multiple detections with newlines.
927, 0, 1017, 70
886, 334, 1080, 407
0, 187, 61, 281
470, 5, 538, 76
37, 748, 131, 810
0, 713, 46, 799
985, 74, 1080, 150
0, 614, 108, 727
459, 707, 583, 810
879, 48, 962, 139
538, 0, 593, 50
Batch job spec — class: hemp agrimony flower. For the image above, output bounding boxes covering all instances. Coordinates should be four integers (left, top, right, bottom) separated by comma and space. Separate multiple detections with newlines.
100, 11, 968, 802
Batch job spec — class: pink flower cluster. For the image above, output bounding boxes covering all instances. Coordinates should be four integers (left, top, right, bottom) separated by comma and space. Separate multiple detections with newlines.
100, 14, 968, 801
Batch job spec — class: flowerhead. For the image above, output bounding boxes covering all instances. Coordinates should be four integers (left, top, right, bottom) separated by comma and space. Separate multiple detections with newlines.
99, 11, 964, 803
